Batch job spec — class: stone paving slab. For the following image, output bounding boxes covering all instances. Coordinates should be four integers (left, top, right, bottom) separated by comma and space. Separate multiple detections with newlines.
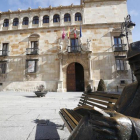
0, 91, 83, 140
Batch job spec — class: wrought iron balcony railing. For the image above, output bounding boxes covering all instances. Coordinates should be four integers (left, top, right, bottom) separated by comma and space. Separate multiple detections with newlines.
67, 46, 82, 53
26, 48, 39, 55
113, 44, 127, 52
0, 50, 9, 56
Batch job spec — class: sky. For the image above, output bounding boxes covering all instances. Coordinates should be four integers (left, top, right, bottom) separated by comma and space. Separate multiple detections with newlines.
0, 0, 139, 42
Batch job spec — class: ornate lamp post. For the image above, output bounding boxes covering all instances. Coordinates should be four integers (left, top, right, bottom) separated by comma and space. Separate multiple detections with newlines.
120, 14, 136, 83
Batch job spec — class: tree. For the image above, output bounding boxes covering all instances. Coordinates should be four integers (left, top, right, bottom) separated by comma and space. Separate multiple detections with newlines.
97, 79, 106, 91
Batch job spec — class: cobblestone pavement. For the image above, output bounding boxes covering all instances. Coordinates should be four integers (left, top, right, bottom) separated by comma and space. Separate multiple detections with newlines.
0, 91, 83, 140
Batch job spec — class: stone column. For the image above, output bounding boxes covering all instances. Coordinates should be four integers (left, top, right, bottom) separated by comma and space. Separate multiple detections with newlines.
28, 15, 33, 28
88, 53, 93, 91
39, 15, 43, 27
57, 53, 64, 92
8, 18, 13, 30
18, 17, 23, 29
60, 12, 64, 26
71, 9, 75, 25
49, 10, 53, 27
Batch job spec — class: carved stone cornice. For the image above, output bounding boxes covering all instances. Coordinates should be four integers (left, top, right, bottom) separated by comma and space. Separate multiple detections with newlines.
1, 5, 84, 15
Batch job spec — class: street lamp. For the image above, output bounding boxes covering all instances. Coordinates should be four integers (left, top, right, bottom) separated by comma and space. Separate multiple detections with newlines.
120, 14, 136, 83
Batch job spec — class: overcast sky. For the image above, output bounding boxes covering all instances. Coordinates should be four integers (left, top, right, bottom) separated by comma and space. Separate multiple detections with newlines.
0, 0, 139, 42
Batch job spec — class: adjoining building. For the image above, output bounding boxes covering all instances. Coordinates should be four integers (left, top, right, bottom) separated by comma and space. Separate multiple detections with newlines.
0, 0, 133, 92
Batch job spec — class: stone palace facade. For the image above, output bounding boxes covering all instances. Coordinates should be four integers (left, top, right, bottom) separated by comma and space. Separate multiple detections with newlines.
0, 0, 133, 92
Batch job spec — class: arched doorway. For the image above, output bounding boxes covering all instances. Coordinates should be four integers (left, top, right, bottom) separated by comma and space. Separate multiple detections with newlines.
67, 62, 85, 92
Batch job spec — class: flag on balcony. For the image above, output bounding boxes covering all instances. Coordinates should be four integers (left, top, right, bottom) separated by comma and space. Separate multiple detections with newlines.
74, 28, 76, 39
67, 27, 70, 39
62, 28, 65, 39
80, 24, 82, 38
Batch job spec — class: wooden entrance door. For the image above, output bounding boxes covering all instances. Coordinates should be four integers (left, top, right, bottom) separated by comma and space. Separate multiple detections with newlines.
67, 63, 76, 91
67, 62, 85, 92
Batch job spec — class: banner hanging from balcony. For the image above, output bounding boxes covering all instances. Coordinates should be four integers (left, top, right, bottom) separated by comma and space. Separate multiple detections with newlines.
80, 25, 82, 38
62, 28, 65, 39
74, 28, 76, 39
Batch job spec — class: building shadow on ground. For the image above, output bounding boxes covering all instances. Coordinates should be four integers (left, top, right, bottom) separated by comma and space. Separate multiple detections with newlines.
34, 119, 63, 140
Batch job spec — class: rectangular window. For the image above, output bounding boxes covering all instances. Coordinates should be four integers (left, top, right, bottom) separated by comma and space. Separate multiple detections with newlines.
0, 62, 7, 74
26, 60, 38, 73
70, 38, 78, 47
30, 41, 38, 54
31, 41, 38, 49
115, 57, 127, 71
0, 43, 9, 56
114, 37, 122, 48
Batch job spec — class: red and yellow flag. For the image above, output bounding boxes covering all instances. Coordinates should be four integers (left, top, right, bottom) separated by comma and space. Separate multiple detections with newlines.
68, 27, 70, 39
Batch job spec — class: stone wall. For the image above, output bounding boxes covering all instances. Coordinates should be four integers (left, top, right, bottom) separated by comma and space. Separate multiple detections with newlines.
0, 0, 133, 92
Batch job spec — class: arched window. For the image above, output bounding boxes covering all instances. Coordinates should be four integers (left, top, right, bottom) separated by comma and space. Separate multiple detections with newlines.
64, 13, 71, 22
3, 19, 9, 27
53, 14, 60, 23
23, 17, 29, 25
75, 13, 82, 21
33, 16, 39, 24
13, 18, 19, 26
43, 15, 49, 23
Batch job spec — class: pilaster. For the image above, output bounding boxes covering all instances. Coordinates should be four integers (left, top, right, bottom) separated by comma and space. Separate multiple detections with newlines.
8, 18, 13, 30
88, 53, 93, 91
18, 17, 23, 29
39, 15, 43, 27
28, 14, 33, 28
57, 53, 64, 92
60, 12, 64, 26
49, 10, 53, 27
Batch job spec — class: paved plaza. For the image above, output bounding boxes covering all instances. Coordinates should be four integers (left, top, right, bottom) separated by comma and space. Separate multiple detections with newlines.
0, 91, 83, 140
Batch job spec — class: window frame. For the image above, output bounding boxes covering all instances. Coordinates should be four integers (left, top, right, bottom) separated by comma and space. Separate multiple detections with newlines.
114, 36, 122, 47
22, 17, 29, 25
70, 38, 78, 47
33, 16, 39, 24
53, 14, 60, 23
26, 59, 38, 73
2, 43, 9, 56
0, 61, 7, 74
43, 15, 49, 23
13, 18, 19, 26
3, 19, 9, 27
64, 13, 71, 22
115, 56, 127, 71
75, 13, 82, 21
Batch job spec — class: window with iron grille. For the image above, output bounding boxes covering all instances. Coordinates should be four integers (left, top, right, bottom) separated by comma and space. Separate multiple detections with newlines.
43, 15, 49, 23
23, 17, 29, 25
3, 19, 9, 27
115, 57, 127, 71
64, 13, 71, 22
26, 59, 38, 73
13, 18, 19, 26
33, 16, 39, 24
75, 13, 82, 21
0, 62, 7, 74
53, 14, 60, 23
